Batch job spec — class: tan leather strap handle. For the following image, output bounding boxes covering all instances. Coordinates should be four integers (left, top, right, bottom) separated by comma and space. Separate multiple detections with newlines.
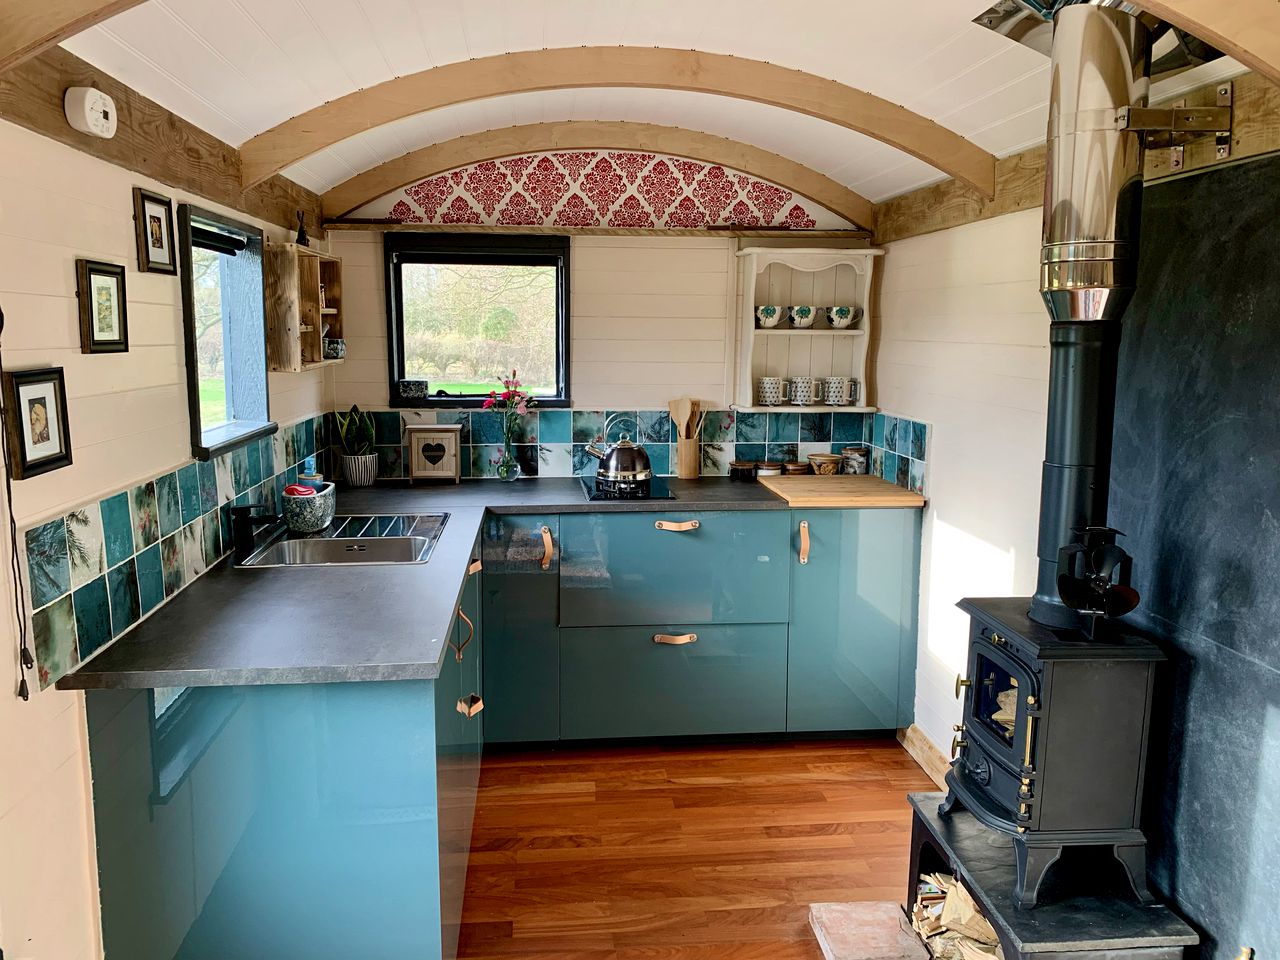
654, 519, 700, 532
799, 520, 810, 565
453, 609, 475, 662
653, 633, 698, 645
457, 695, 484, 719
539, 525, 553, 570
468, 559, 482, 576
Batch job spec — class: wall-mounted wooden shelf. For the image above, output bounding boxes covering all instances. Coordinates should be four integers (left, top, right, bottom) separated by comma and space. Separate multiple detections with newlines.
300, 358, 345, 372
753, 328, 866, 337
265, 242, 344, 373
733, 404, 876, 415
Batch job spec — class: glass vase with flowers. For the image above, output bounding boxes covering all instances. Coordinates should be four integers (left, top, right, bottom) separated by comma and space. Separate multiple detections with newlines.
483, 370, 536, 481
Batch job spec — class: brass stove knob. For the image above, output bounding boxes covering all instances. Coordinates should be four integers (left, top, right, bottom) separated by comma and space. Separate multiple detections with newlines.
955, 675, 972, 699
950, 735, 968, 760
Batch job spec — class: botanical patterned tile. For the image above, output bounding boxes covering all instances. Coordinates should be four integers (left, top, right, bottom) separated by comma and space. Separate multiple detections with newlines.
131, 481, 160, 549
645, 443, 670, 477
259, 435, 275, 479
100, 493, 135, 569
571, 410, 604, 444
73, 576, 112, 660
909, 458, 926, 495
514, 444, 540, 477
25, 519, 69, 610
283, 422, 297, 465
702, 410, 735, 444
883, 451, 899, 485
700, 442, 730, 476
273, 432, 288, 477
766, 412, 799, 443
182, 519, 206, 582
198, 459, 218, 513
435, 410, 472, 445
538, 410, 572, 445
161, 534, 184, 598
219, 504, 233, 554
735, 412, 765, 443
538, 443, 573, 477
377, 445, 404, 478
471, 445, 502, 479
470, 411, 506, 445
871, 447, 884, 478
510, 412, 537, 444
135, 543, 164, 615
897, 418, 913, 459
605, 410, 638, 442
107, 559, 140, 638
202, 512, 220, 566
33, 595, 78, 689
293, 422, 307, 462
257, 481, 278, 516
246, 441, 263, 488
215, 454, 235, 503
571, 443, 595, 476
735, 443, 766, 463
872, 413, 887, 449
882, 415, 898, 453
285, 466, 299, 488
231, 446, 250, 495
303, 418, 316, 458
799, 412, 832, 442
637, 410, 673, 445
374, 411, 402, 446
911, 421, 927, 461
896, 452, 911, 488
458, 446, 473, 479
155, 472, 182, 537
766, 443, 798, 463
832, 412, 866, 445
177, 463, 203, 525
65, 507, 105, 589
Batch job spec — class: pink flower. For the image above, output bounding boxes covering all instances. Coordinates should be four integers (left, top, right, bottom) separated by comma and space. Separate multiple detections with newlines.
516, 401, 529, 417
482, 397, 495, 410
501, 390, 512, 401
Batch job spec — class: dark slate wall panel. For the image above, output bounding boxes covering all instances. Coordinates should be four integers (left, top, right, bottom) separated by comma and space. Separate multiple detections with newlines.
1111, 153, 1280, 959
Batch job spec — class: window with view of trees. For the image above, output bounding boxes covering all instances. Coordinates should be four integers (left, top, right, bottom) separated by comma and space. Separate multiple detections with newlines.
384, 235, 569, 407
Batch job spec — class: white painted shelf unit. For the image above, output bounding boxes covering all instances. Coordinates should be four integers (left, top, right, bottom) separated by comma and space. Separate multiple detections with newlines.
733, 246, 883, 413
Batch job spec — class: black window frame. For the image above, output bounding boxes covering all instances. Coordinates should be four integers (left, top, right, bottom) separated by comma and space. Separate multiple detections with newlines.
383, 233, 571, 408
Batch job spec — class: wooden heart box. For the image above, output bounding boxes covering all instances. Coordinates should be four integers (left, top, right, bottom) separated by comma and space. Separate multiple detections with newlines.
406, 423, 463, 483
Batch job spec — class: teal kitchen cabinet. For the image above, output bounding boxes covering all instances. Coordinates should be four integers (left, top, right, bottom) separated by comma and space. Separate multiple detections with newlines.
786, 508, 921, 732
560, 623, 788, 739
480, 514, 560, 742
558, 511, 790, 627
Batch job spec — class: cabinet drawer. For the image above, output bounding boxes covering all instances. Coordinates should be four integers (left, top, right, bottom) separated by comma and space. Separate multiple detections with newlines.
560, 624, 787, 739
559, 511, 790, 626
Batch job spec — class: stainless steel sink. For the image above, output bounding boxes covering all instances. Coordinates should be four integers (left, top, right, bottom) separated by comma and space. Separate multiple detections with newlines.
242, 535, 434, 567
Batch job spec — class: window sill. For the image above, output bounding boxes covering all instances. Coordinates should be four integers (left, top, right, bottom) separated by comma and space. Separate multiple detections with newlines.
196, 420, 278, 461
390, 397, 571, 410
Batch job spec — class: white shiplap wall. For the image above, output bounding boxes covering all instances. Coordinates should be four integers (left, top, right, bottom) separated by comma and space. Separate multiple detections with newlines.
329, 233, 736, 411
0, 118, 327, 958
874, 209, 1049, 755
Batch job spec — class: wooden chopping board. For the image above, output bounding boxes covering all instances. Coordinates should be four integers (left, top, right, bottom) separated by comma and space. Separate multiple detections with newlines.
757, 474, 925, 508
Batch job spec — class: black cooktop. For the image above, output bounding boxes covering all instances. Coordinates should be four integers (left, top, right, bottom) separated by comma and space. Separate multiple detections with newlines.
580, 476, 676, 501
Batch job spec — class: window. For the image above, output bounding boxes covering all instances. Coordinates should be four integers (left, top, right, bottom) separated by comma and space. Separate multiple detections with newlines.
384, 234, 570, 407
178, 205, 275, 458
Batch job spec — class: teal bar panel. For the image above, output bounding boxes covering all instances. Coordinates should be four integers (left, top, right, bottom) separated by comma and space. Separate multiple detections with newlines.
559, 511, 791, 627
86, 680, 459, 960
560, 623, 787, 739
480, 514, 559, 742
786, 508, 922, 732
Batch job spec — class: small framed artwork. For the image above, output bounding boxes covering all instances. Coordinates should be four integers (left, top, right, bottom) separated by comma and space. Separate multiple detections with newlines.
76, 259, 129, 354
132, 187, 177, 275
3, 368, 72, 479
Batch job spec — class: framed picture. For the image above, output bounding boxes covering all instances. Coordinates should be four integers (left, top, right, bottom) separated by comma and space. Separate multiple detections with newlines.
76, 259, 129, 354
132, 187, 176, 275
3, 368, 72, 479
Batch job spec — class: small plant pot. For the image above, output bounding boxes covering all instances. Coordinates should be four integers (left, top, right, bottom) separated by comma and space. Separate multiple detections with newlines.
342, 453, 379, 487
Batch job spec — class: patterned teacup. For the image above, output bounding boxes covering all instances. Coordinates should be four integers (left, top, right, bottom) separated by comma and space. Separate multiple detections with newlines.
823, 377, 851, 405
756, 305, 785, 328
790, 376, 817, 405
757, 377, 789, 406
790, 305, 818, 328
827, 306, 860, 329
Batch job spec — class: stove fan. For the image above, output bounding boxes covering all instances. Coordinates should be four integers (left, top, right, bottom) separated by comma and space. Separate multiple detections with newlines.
1056, 526, 1141, 621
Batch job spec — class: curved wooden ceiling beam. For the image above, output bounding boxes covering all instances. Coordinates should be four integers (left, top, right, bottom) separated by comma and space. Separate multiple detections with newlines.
1134, 0, 1280, 88
322, 120, 876, 229
242, 47, 998, 198
0, 0, 145, 72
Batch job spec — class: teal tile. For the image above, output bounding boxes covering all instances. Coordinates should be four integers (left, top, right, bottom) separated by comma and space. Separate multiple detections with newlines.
33, 595, 78, 689
735, 443, 766, 463
881, 415, 897, 452
177, 463, 202, 524
637, 411, 673, 444
872, 413, 886, 448
766, 442, 797, 463
377, 445, 404, 478
766, 412, 799, 443
304, 418, 316, 457
647, 443, 671, 476
571, 411, 605, 444
911, 421, 927, 461
25, 518, 70, 609
107, 559, 139, 638
897, 418, 912, 457
883, 451, 899, 484
259, 435, 275, 479
436, 410, 471, 445
374, 411, 402, 446
131, 481, 159, 549
800, 412, 831, 442
736, 412, 765, 443
604, 410, 637, 442
73, 576, 112, 659
471, 444, 503, 478
156, 473, 182, 536
198, 459, 218, 513
571, 444, 594, 476
231, 446, 251, 494
514, 444, 540, 477
100, 493, 135, 568
471, 411, 506, 445
832, 413, 866, 444
246, 441, 263, 488
161, 533, 184, 597
202, 513, 220, 566
538, 410, 571, 444
136, 544, 164, 614
896, 451, 911, 488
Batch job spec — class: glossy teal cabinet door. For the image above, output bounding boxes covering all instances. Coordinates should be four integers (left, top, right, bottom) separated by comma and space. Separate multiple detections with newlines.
481, 514, 559, 742
559, 511, 790, 626
560, 623, 787, 738
787, 508, 921, 732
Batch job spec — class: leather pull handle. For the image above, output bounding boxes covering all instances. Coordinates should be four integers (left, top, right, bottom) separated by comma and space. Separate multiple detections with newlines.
455, 610, 474, 662
457, 695, 484, 719
539, 525, 553, 570
799, 520, 810, 565
468, 559, 482, 576
654, 519, 700, 532
653, 633, 697, 645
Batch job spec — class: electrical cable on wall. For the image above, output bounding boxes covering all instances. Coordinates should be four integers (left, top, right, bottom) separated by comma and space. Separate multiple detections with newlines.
0, 306, 34, 700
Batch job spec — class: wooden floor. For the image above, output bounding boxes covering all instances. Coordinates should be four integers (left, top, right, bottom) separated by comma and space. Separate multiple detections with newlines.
457, 737, 937, 960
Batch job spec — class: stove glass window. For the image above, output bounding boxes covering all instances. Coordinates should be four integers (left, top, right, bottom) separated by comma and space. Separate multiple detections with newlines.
974, 654, 1019, 745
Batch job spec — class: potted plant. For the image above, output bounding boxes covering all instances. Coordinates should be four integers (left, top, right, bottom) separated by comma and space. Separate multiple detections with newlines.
335, 404, 378, 486
483, 370, 536, 481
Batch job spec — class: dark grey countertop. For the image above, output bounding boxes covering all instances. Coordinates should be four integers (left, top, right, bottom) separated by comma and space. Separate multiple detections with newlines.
56, 478, 786, 692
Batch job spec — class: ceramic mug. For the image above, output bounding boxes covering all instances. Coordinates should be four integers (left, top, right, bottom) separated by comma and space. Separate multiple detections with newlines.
756, 305, 785, 328
827, 306, 860, 329
757, 376, 789, 406
823, 376, 851, 405
790, 305, 818, 328
790, 376, 816, 405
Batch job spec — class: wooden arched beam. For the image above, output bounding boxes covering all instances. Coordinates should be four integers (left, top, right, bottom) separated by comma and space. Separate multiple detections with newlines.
0, 0, 145, 72
241, 47, 998, 198
322, 120, 876, 229
1134, 0, 1280, 89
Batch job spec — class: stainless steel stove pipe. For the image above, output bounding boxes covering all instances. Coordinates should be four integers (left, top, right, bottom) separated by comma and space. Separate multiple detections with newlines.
1030, 1, 1151, 628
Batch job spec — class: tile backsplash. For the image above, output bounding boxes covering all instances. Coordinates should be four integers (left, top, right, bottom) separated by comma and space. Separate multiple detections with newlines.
24, 414, 325, 691
338, 408, 928, 492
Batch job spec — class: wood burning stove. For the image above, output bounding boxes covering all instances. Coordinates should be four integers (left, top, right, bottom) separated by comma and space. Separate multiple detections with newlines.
941, 597, 1162, 907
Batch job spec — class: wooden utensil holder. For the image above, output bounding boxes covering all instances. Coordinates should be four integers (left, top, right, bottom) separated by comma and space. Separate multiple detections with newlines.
676, 438, 700, 479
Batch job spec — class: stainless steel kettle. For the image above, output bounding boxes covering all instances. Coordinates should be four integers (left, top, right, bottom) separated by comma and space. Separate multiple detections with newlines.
585, 414, 652, 481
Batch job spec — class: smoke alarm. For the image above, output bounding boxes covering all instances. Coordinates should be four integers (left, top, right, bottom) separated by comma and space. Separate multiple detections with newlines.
64, 87, 117, 139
